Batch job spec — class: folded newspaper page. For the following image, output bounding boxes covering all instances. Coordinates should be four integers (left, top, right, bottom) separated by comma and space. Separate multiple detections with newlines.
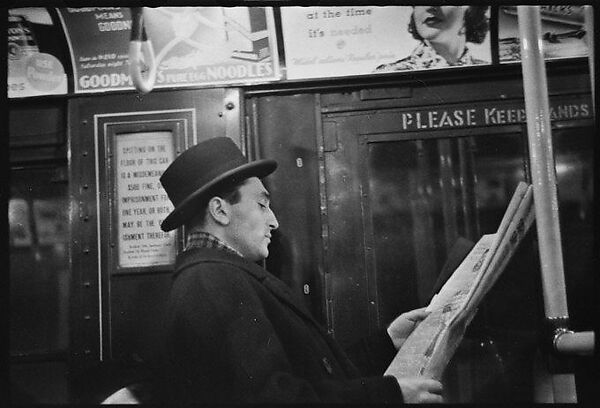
385, 182, 535, 380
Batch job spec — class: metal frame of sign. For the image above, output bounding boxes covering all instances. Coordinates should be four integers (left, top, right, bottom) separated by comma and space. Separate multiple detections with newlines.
94, 110, 195, 275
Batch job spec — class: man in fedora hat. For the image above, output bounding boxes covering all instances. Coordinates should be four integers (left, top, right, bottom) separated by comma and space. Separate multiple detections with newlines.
153, 137, 443, 403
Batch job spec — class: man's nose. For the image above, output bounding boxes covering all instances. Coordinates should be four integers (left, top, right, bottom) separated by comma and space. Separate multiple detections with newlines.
268, 208, 279, 230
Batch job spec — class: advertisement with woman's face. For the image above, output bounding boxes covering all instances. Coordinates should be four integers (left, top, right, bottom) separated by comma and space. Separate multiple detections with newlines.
375, 6, 491, 72
281, 5, 491, 80
413, 6, 469, 44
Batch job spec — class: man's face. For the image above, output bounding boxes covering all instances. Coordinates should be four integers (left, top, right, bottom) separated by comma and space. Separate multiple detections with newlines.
225, 177, 279, 262
413, 6, 469, 43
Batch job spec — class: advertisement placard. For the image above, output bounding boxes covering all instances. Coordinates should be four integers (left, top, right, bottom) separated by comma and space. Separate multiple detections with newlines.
8, 8, 67, 98
56, 7, 280, 93
281, 6, 491, 80
499, 5, 589, 63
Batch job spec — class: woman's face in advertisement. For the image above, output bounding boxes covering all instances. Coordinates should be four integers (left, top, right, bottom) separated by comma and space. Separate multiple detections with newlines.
412, 6, 469, 44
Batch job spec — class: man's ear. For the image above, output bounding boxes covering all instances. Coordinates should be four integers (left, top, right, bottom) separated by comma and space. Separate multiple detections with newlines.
207, 196, 230, 226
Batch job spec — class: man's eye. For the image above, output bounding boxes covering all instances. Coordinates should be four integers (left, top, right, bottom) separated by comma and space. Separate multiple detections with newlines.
258, 203, 267, 209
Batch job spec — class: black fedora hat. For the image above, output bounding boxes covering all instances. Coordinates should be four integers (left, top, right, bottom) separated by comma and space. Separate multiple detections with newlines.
159, 137, 277, 232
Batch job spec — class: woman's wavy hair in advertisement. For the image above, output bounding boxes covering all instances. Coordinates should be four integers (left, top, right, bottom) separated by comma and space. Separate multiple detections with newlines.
408, 6, 490, 44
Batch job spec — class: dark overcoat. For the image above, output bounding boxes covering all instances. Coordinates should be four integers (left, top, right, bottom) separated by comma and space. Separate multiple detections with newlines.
157, 247, 404, 403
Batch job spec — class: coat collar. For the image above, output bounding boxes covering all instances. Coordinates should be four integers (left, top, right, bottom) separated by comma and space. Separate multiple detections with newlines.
175, 247, 321, 329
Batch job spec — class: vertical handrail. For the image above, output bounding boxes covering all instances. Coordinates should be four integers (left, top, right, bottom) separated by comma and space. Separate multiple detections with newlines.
517, 6, 577, 403
584, 6, 595, 111
518, 5, 569, 322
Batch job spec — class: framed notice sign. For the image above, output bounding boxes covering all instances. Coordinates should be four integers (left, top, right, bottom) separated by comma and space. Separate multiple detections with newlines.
113, 131, 177, 269
94, 108, 196, 274
95, 110, 196, 274
92, 108, 197, 275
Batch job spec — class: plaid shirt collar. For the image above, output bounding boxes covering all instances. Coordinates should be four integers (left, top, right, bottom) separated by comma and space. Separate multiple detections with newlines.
184, 230, 243, 258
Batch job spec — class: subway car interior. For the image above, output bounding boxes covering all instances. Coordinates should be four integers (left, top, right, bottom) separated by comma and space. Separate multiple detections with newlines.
7, 4, 599, 404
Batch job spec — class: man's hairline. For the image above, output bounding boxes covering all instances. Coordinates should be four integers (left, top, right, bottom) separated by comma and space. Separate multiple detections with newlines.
187, 176, 269, 230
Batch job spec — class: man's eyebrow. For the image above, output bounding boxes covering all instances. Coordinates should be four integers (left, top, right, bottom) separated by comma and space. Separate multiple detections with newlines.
259, 191, 271, 201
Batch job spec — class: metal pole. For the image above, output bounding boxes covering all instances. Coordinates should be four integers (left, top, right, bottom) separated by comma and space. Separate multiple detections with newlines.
518, 5, 569, 325
584, 6, 595, 111
517, 6, 576, 403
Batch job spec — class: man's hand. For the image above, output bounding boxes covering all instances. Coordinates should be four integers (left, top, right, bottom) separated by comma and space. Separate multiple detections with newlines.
396, 377, 443, 403
387, 307, 430, 350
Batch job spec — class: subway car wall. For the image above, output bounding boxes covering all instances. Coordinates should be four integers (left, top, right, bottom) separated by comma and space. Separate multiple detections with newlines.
8, 7, 597, 405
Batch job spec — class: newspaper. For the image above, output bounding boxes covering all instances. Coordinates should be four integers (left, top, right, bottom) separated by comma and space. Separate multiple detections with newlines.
385, 182, 535, 379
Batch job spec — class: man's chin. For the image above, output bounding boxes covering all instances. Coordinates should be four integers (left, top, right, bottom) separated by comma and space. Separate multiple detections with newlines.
248, 250, 268, 263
